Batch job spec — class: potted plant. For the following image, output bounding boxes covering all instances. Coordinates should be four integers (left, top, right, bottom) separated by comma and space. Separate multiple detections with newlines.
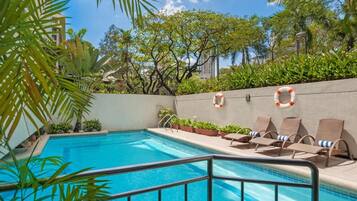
179, 119, 195, 133
48, 122, 73, 134
193, 121, 219, 136
170, 117, 180, 129
83, 119, 102, 132
219, 124, 242, 138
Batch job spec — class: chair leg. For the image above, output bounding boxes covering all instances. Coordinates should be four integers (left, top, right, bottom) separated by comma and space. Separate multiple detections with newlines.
291, 150, 296, 159
325, 152, 330, 167
278, 141, 287, 156
255, 144, 260, 151
278, 146, 283, 156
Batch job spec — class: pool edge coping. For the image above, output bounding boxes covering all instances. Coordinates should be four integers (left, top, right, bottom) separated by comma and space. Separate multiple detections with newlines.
11, 130, 110, 160
146, 128, 357, 192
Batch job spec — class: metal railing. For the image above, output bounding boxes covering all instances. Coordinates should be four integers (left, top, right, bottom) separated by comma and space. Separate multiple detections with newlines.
157, 114, 177, 128
0, 155, 319, 201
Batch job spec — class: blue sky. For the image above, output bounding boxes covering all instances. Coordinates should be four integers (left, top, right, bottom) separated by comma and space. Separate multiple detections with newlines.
65, 0, 279, 46
64, 0, 280, 66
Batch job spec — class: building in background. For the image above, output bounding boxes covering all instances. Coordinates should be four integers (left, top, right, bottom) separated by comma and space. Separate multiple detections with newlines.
51, 14, 66, 45
199, 51, 219, 79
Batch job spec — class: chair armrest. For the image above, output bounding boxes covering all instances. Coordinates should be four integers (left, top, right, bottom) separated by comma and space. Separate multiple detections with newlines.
287, 134, 299, 142
297, 135, 315, 144
261, 131, 277, 139
330, 139, 348, 150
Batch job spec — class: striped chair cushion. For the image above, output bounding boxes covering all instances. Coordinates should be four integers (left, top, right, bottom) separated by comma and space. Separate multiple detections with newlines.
318, 140, 333, 148
277, 135, 289, 141
249, 131, 260, 138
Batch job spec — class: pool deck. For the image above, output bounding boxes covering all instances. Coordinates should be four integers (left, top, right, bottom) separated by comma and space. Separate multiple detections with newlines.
148, 128, 357, 192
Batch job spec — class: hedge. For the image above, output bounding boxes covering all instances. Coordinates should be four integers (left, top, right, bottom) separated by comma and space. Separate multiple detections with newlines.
177, 51, 357, 95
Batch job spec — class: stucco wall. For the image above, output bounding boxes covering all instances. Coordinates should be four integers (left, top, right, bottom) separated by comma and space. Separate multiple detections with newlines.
0, 115, 39, 158
175, 78, 357, 156
86, 94, 175, 131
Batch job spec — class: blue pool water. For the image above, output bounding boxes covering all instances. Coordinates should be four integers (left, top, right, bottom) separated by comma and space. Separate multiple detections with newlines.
2, 130, 357, 200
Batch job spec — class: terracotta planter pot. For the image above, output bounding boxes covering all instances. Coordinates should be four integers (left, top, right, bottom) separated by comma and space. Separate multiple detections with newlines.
30, 135, 37, 142
172, 124, 180, 130
218, 131, 228, 138
180, 125, 194, 133
195, 128, 218, 136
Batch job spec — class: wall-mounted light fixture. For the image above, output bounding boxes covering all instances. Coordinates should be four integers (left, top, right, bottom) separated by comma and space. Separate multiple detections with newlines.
245, 94, 251, 102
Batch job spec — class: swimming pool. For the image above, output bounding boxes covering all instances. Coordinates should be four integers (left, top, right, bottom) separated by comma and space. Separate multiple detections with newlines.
3, 130, 357, 200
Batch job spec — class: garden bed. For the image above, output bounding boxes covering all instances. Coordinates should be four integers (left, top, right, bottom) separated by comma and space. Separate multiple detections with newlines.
195, 128, 218, 136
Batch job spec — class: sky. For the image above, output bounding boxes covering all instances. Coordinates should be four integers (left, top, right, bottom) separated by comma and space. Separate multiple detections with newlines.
64, 0, 280, 66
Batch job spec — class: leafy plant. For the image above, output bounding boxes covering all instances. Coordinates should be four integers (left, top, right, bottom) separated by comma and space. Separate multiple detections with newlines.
158, 107, 175, 119
219, 124, 242, 134
177, 51, 357, 95
48, 123, 73, 134
239, 128, 253, 135
193, 121, 219, 131
0, 143, 109, 200
170, 117, 180, 125
178, 119, 195, 127
83, 119, 102, 132
0, 0, 93, 141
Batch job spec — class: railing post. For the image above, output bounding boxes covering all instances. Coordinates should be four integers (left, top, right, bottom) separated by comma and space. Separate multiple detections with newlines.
311, 165, 319, 201
207, 157, 213, 201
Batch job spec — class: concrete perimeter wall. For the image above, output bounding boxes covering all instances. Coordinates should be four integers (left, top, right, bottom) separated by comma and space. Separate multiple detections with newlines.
0, 115, 40, 158
86, 94, 175, 131
175, 78, 357, 156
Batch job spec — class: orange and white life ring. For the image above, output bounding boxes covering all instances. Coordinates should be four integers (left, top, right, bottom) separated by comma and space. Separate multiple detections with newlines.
274, 87, 296, 108
213, 92, 224, 108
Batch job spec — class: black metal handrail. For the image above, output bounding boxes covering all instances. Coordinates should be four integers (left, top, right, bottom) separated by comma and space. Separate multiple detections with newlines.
0, 155, 319, 201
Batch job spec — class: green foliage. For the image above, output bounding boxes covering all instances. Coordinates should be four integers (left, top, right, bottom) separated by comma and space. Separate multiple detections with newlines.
0, 144, 109, 200
97, 0, 157, 25
98, 11, 263, 95
48, 123, 73, 134
177, 78, 205, 95
177, 119, 195, 127
170, 117, 180, 125
177, 51, 357, 95
219, 124, 242, 134
239, 128, 253, 135
0, 0, 92, 141
83, 119, 102, 132
193, 121, 219, 131
158, 107, 175, 119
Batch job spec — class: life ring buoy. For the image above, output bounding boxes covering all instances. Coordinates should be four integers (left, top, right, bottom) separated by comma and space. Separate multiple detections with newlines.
213, 92, 224, 108
274, 87, 296, 108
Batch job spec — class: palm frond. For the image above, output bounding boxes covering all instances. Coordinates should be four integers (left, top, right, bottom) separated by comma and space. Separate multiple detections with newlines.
97, 0, 157, 25
0, 0, 92, 141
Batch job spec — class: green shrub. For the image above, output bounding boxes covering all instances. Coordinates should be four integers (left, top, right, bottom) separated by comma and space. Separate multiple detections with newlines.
158, 107, 175, 119
83, 119, 102, 132
193, 121, 219, 131
177, 118, 194, 127
177, 51, 357, 95
239, 128, 252, 135
48, 122, 73, 134
177, 77, 205, 95
219, 124, 241, 134
170, 117, 180, 125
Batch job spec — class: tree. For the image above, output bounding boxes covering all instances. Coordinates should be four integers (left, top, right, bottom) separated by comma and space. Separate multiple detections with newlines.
60, 29, 110, 131
265, 0, 338, 57
99, 11, 263, 95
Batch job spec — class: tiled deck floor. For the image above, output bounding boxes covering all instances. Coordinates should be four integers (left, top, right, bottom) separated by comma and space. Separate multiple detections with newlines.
148, 128, 357, 191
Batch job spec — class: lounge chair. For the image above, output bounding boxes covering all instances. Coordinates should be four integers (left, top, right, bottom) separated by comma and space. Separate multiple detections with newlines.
224, 116, 271, 145
288, 119, 353, 167
250, 117, 301, 155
